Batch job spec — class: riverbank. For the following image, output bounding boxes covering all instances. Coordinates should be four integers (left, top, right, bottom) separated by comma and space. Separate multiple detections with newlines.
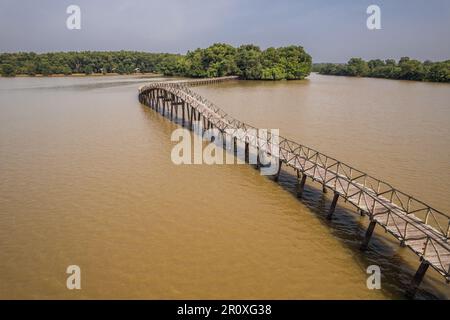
2, 72, 162, 78
313, 58, 450, 83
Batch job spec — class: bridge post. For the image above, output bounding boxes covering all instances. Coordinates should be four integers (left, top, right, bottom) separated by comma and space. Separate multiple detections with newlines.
161, 90, 166, 113
245, 140, 249, 163
193, 109, 196, 122
159, 89, 164, 114
255, 149, 260, 169
274, 159, 283, 182
182, 102, 185, 126
406, 261, 430, 299
193, 108, 197, 127
327, 192, 339, 220
255, 132, 260, 169
159, 89, 163, 112
161, 91, 164, 114
150, 91, 154, 108
360, 220, 377, 251
297, 174, 307, 198
222, 132, 227, 150
165, 92, 169, 116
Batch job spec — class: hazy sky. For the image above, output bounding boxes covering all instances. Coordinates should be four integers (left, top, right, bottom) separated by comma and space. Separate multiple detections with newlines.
0, 0, 449, 62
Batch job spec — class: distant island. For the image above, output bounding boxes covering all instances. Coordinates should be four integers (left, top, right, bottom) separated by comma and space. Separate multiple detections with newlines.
0, 43, 312, 81
313, 58, 450, 83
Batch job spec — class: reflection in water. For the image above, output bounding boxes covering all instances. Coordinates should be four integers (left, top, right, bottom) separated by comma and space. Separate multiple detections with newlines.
0, 74, 449, 299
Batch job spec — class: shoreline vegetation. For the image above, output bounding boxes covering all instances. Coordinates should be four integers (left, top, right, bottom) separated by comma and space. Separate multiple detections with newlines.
0, 43, 312, 81
7, 72, 162, 78
313, 58, 450, 83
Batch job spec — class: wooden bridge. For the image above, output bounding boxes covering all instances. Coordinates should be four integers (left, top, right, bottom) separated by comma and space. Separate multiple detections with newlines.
138, 76, 450, 298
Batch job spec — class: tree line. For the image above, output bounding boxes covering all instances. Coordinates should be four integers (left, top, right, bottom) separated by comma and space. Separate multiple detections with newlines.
313, 58, 450, 83
0, 51, 182, 77
0, 43, 312, 80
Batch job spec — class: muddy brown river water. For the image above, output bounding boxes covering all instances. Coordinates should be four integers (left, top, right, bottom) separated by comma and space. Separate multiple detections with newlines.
0, 74, 449, 299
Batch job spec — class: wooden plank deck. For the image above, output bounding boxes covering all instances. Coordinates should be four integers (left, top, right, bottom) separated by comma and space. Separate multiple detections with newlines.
138, 76, 450, 296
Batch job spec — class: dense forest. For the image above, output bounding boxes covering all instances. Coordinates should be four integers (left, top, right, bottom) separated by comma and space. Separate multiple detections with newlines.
313, 58, 450, 82
0, 43, 312, 80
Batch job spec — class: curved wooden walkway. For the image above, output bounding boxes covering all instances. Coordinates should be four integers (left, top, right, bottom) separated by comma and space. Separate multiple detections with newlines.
138, 76, 450, 297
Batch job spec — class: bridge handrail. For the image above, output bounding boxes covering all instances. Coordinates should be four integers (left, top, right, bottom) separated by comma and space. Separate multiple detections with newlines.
277, 138, 450, 238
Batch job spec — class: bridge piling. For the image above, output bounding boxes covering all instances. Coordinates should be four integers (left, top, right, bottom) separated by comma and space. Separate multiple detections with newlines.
182, 102, 185, 126
406, 261, 430, 299
360, 220, 377, 251
327, 192, 340, 220
158, 90, 163, 112
256, 150, 260, 169
245, 141, 249, 163
274, 159, 283, 182
297, 174, 307, 198
165, 94, 169, 114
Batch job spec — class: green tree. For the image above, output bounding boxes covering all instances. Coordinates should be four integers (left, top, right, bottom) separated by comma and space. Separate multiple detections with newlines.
38, 60, 52, 76
425, 62, 450, 82
346, 58, 369, 76
368, 59, 384, 70
83, 65, 94, 75
0, 64, 16, 77
385, 59, 396, 66
236, 45, 262, 79
261, 65, 286, 80
398, 57, 424, 80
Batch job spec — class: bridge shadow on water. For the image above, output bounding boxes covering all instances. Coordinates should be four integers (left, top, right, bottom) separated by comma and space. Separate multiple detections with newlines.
138, 103, 447, 300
